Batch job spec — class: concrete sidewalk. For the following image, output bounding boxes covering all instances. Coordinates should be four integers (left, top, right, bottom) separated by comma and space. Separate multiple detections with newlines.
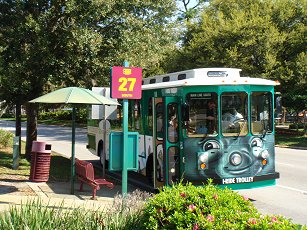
0, 179, 138, 212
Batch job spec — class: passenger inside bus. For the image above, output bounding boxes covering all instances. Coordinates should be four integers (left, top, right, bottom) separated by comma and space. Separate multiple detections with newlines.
194, 100, 217, 134
187, 95, 218, 136
168, 116, 178, 142
206, 100, 216, 134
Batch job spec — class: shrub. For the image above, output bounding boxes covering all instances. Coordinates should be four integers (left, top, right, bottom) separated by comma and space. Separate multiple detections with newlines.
140, 181, 305, 230
289, 123, 305, 129
0, 183, 305, 229
0, 129, 14, 148
0, 199, 105, 229
76, 108, 87, 123
38, 108, 87, 123
1, 113, 15, 118
38, 110, 72, 121
0, 190, 151, 230
102, 189, 152, 229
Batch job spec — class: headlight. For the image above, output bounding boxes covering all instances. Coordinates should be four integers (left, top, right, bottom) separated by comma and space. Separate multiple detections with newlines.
230, 153, 242, 166
261, 150, 269, 159
199, 153, 208, 163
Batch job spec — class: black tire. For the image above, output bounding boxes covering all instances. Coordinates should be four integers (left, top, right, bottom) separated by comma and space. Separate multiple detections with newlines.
146, 154, 154, 185
98, 142, 108, 169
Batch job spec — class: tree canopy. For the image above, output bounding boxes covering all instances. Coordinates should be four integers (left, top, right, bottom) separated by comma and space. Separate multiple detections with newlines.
0, 0, 177, 157
0, 0, 177, 104
167, 0, 306, 113
0, 0, 306, 152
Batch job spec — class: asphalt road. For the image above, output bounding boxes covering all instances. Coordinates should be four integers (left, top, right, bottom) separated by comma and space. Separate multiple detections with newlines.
1, 120, 306, 225
237, 147, 307, 225
0, 120, 98, 161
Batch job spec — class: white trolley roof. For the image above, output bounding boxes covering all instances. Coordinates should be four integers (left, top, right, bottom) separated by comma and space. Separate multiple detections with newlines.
142, 68, 279, 90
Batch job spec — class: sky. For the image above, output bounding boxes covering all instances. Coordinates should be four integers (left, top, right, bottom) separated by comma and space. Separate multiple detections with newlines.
178, 0, 198, 9
178, 0, 209, 10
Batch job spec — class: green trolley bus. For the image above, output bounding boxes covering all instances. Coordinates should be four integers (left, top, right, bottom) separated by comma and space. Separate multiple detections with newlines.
87, 68, 280, 190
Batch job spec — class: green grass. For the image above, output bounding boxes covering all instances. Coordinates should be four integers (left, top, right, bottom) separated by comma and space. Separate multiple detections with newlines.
0, 190, 150, 230
49, 154, 71, 182
0, 117, 86, 128
0, 149, 31, 177
0, 142, 71, 182
38, 119, 86, 128
275, 134, 307, 148
0, 117, 27, 122
0, 199, 106, 229
39, 119, 72, 126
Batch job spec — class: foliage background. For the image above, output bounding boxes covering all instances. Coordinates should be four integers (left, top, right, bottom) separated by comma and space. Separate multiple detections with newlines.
0, 0, 306, 155
167, 0, 306, 116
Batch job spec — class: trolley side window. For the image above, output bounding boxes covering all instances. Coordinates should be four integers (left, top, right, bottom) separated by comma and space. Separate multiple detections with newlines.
132, 100, 141, 131
167, 103, 179, 143
156, 102, 163, 137
147, 98, 153, 134
251, 92, 273, 134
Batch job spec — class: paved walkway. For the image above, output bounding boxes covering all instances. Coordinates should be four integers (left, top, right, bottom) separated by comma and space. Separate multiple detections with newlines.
0, 178, 138, 213
0, 120, 140, 213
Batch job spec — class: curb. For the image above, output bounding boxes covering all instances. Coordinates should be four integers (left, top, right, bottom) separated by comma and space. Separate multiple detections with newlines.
0, 194, 113, 212
26, 181, 115, 203
0, 181, 116, 213
275, 145, 307, 150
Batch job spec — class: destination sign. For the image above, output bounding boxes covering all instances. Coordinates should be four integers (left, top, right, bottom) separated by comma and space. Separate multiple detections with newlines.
111, 66, 142, 99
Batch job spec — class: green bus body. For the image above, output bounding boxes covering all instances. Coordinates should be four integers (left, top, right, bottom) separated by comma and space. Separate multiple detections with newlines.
88, 68, 280, 190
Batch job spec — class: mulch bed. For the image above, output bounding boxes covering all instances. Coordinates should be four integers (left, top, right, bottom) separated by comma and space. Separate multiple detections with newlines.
276, 128, 304, 135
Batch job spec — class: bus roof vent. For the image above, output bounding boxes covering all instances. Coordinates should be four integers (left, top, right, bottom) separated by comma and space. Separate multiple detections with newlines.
178, 74, 186, 80
207, 71, 228, 77
163, 76, 170, 82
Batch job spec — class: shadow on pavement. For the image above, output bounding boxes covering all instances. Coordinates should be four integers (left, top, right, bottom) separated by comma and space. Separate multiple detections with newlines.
0, 184, 18, 195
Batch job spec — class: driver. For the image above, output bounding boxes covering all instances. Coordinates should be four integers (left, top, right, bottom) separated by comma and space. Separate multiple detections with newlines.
222, 108, 243, 130
223, 108, 243, 123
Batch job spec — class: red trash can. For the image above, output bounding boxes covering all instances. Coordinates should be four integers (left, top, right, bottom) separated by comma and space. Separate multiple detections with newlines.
29, 141, 52, 182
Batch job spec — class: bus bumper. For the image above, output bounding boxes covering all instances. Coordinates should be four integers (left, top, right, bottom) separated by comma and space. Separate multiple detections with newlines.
185, 172, 280, 190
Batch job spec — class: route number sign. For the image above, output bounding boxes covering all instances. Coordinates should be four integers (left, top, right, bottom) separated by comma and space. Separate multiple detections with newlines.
111, 66, 142, 99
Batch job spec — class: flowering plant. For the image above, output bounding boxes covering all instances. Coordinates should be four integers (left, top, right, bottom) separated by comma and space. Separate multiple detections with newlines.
140, 180, 305, 229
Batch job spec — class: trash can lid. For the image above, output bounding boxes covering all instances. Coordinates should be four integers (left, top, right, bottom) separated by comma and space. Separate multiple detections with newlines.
31, 141, 52, 153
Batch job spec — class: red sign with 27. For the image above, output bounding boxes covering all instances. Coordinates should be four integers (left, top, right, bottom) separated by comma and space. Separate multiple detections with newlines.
111, 66, 142, 99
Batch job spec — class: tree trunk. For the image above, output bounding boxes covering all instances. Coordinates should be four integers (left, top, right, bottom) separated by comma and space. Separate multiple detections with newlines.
295, 111, 299, 132
15, 102, 22, 154
25, 103, 38, 161
304, 110, 307, 137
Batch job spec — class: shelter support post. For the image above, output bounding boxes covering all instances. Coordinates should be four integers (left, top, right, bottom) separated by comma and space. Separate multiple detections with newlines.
71, 107, 76, 194
122, 60, 129, 196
